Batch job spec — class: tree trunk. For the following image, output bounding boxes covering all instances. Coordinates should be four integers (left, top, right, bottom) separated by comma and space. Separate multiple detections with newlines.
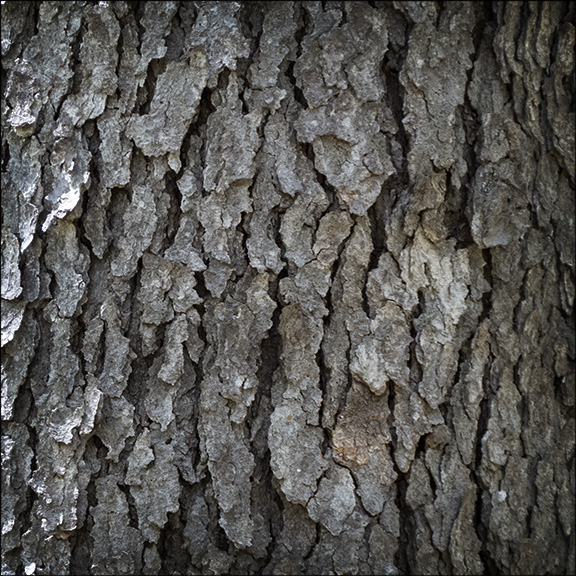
1, 2, 574, 575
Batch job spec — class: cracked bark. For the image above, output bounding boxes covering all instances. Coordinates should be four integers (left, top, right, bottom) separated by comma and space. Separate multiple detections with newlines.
1, 2, 574, 575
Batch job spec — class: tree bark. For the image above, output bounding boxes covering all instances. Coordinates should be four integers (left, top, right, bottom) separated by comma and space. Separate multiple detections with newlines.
1, 2, 574, 575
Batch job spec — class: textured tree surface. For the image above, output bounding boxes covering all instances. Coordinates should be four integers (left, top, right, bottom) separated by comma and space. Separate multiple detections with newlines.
1, 2, 575, 575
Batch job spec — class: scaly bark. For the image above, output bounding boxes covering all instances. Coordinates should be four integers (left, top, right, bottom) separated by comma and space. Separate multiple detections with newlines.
1, 2, 574, 575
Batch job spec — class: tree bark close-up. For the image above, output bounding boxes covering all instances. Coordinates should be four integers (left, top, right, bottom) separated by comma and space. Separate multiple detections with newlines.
1, 1, 574, 575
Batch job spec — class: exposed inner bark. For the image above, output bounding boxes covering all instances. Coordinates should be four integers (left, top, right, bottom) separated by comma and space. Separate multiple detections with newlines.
1, 2, 574, 575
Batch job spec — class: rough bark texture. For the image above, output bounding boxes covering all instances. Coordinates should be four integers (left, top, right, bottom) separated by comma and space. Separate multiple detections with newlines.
1, 2, 575, 575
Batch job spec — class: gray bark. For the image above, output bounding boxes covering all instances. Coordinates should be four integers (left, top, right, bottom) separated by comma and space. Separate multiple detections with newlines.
1, 1, 574, 575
